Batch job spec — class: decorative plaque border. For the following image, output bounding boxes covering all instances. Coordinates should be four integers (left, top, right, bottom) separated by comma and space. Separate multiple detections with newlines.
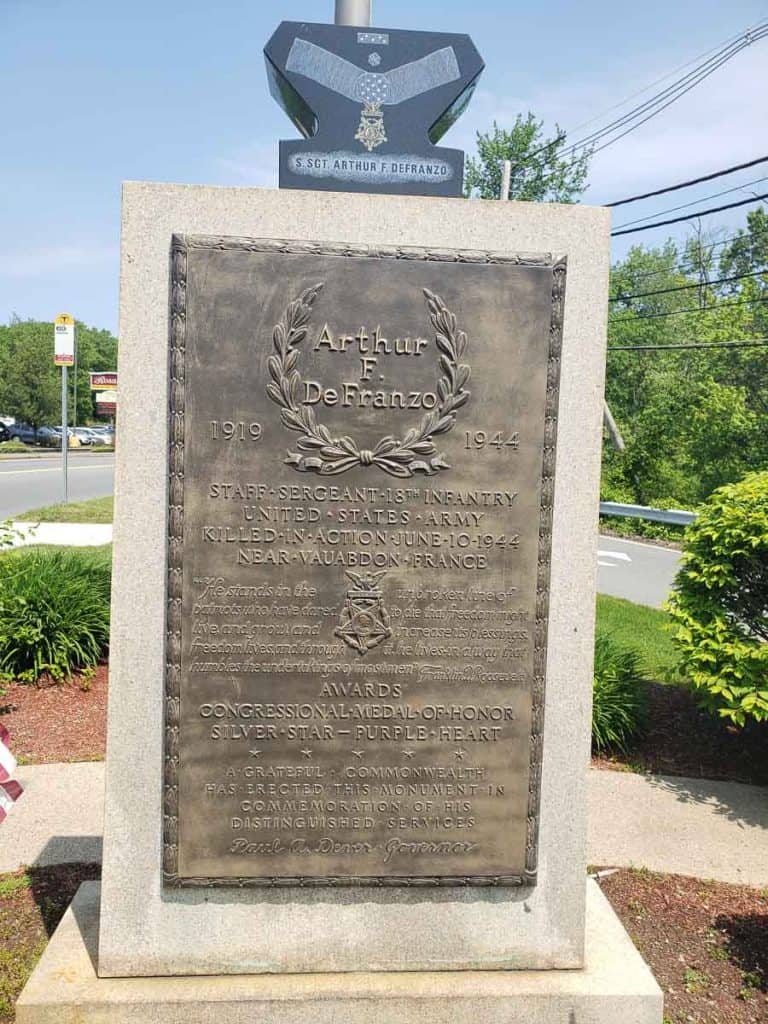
163, 235, 567, 888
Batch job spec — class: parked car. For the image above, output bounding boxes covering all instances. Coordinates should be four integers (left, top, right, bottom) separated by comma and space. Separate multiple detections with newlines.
37, 426, 62, 447
73, 427, 96, 446
7, 423, 38, 445
0, 423, 10, 443
89, 425, 115, 445
37, 427, 81, 449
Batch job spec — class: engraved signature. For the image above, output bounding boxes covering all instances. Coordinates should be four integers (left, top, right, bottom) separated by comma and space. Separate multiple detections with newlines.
230, 837, 376, 856
382, 838, 478, 864
228, 837, 479, 862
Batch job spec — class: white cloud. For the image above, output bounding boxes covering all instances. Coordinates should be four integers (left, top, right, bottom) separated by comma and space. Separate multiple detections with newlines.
0, 243, 119, 280
216, 144, 279, 187
451, 42, 768, 206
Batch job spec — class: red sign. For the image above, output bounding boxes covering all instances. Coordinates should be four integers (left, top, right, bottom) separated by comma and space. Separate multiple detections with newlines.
90, 371, 118, 390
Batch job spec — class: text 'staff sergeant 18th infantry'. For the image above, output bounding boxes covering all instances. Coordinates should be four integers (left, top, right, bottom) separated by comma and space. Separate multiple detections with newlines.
264, 21, 484, 196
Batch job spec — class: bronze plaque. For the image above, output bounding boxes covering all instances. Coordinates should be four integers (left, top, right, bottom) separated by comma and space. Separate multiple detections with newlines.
163, 236, 565, 887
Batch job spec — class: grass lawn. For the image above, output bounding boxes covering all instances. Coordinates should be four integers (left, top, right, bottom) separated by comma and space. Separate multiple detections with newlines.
16, 495, 114, 524
0, 864, 101, 1022
0, 865, 764, 1023
596, 593, 678, 682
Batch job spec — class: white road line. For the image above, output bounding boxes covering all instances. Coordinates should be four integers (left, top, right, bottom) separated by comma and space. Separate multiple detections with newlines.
0, 465, 111, 476
597, 550, 632, 562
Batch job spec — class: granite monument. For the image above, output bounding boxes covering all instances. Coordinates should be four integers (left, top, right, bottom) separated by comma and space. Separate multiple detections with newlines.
17, 8, 663, 1023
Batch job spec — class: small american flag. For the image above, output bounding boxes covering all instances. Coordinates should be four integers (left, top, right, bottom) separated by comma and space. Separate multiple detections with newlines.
0, 724, 23, 823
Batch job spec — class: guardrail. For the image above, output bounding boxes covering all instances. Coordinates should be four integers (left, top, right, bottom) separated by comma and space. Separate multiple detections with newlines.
599, 501, 696, 526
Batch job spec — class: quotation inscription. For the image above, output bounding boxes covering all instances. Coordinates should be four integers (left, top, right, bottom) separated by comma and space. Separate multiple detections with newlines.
164, 237, 565, 886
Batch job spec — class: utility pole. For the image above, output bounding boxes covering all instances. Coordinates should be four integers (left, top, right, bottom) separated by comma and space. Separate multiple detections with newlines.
335, 0, 371, 26
500, 159, 512, 201
72, 332, 78, 429
603, 401, 626, 452
61, 366, 69, 501
53, 313, 75, 502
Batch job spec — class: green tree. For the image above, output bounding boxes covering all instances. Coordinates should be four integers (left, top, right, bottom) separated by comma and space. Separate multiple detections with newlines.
464, 114, 590, 201
719, 207, 768, 284
602, 233, 768, 507
0, 318, 117, 428
687, 380, 761, 497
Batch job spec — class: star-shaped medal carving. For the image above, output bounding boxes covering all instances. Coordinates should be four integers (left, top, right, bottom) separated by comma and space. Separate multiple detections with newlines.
334, 569, 392, 655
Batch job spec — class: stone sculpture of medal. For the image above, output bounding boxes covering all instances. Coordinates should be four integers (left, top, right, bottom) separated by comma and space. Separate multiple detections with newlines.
264, 21, 484, 197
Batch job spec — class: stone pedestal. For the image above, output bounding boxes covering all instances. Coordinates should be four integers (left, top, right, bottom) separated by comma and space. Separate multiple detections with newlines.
103, 184, 610, 976
17, 881, 662, 1023
15, 184, 661, 1021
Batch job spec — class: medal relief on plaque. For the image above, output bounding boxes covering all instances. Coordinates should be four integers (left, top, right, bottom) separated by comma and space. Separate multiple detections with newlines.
163, 236, 566, 888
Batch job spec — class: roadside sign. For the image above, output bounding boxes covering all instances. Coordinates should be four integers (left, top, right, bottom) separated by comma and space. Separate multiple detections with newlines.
95, 389, 117, 414
54, 313, 75, 366
90, 371, 117, 390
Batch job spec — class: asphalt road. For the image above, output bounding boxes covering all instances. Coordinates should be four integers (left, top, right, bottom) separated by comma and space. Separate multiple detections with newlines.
597, 536, 681, 609
0, 453, 115, 521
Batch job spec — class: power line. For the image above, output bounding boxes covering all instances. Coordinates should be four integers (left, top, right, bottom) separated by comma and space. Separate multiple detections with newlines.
609, 294, 768, 322
611, 192, 768, 237
614, 231, 755, 284
561, 24, 768, 160
610, 268, 767, 302
506, 131, 566, 177
606, 154, 768, 208
612, 174, 768, 229
565, 16, 768, 142
502, 21, 768, 193
609, 339, 768, 351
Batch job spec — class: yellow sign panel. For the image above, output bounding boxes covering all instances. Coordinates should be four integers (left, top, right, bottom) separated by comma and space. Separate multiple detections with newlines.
54, 313, 75, 327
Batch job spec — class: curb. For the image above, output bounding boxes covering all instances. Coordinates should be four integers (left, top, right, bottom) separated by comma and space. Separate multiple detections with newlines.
7, 523, 113, 547
0, 450, 115, 461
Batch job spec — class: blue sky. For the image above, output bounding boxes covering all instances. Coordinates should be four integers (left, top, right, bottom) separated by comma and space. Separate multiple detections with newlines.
1, 0, 767, 334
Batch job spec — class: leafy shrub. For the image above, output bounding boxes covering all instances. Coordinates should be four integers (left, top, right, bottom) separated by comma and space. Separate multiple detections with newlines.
667, 471, 768, 726
592, 633, 648, 752
0, 546, 111, 682
0, 520, 23, 550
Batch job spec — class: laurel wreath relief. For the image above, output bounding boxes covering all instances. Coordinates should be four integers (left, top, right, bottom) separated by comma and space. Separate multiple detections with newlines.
266, 284, 471, 478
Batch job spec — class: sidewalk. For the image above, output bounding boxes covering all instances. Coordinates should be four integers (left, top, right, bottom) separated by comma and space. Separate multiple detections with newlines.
1, 762, 766, 884
0, 762, 103, 871
587, 769, 768, 886
8, 523, 113, 548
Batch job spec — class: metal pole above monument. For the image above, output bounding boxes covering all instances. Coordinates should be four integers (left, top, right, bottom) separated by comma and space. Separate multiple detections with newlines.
335, 0, 371, 26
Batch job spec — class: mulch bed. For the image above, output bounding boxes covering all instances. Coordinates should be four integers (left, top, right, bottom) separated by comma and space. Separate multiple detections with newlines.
600, 868, 768, 1024
593, 682, 768, 787
3, 662, 767, 787
0, 862, 101, 1023
0, 665, 107, 763
0, 864, 764, 1023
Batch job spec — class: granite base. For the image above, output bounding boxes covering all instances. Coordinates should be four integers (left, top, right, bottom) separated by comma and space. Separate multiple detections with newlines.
17, 880, 662, 1023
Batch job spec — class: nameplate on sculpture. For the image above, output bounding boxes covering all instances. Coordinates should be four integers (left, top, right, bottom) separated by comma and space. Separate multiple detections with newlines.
163, 236, 566, 887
